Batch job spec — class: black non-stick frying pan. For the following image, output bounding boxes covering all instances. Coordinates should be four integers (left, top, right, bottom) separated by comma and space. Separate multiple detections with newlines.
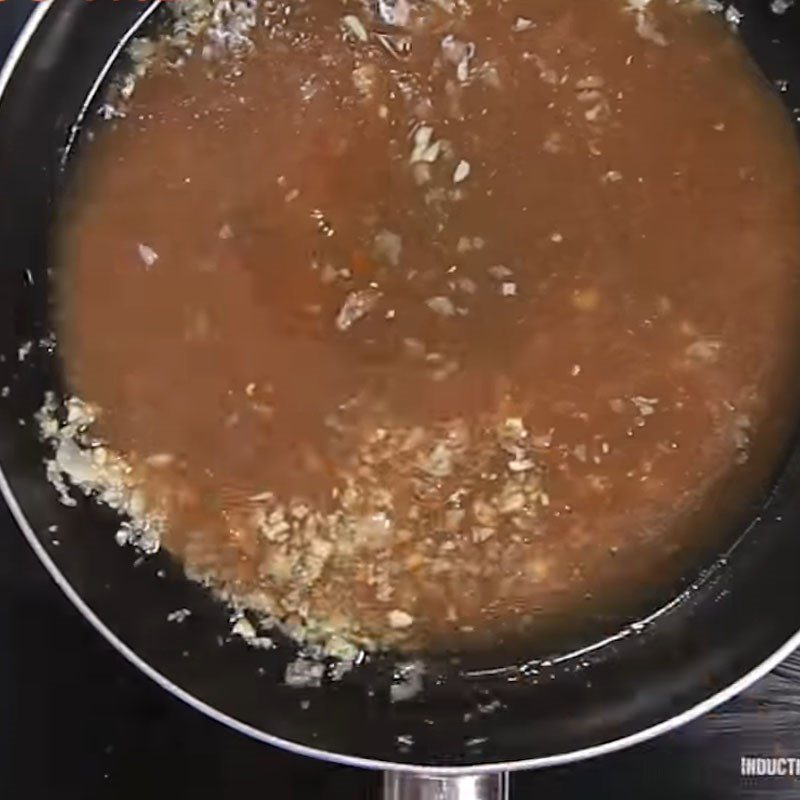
2, 1, 800, 797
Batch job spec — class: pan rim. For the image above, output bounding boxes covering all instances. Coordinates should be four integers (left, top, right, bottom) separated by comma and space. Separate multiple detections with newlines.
1, 0, 799, 775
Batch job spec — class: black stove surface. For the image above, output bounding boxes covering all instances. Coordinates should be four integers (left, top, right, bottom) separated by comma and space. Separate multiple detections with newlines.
3, 3, 800, 797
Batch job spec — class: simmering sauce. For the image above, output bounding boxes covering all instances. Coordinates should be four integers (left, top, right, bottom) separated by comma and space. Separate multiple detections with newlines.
58, 0, 800, 650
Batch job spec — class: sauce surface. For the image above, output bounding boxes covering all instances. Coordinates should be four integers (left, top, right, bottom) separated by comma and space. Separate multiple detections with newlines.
58, 0, 800, 650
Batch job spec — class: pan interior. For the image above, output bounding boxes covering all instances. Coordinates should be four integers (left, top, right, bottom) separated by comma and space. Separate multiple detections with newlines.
2, 0, 800, 769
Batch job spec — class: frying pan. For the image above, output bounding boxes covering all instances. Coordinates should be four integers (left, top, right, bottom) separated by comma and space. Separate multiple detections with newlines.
3, 1, 800, 797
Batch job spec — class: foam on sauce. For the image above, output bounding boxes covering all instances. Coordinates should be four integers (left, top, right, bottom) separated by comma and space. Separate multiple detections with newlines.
53, 0, 800, 651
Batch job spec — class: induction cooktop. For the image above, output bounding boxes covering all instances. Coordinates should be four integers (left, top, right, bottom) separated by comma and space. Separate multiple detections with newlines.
3, 2, 800, 797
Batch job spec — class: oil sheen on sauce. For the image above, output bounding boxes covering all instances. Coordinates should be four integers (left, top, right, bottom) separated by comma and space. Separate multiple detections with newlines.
57, 0, 800, 651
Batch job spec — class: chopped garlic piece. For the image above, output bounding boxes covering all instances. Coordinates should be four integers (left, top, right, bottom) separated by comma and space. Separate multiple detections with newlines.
388, 609, 415, 629
137, 243, 159, 267
342, 14, 368, 42
453, 159, 471, 183
513, 17, 535, 31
